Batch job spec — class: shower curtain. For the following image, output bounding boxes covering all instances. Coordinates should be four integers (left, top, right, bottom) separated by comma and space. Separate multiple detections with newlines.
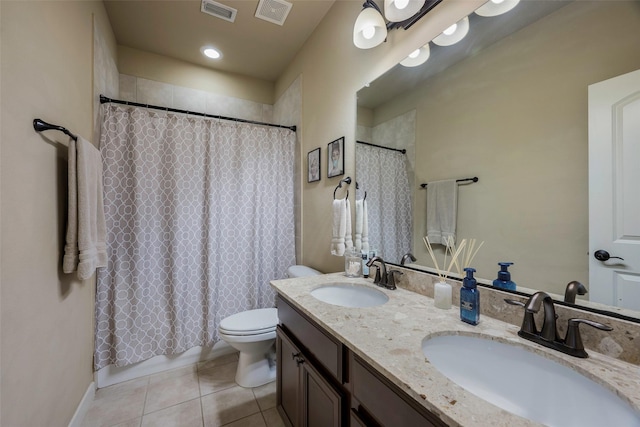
356, 144, 412, 263
94, 104, 296, 369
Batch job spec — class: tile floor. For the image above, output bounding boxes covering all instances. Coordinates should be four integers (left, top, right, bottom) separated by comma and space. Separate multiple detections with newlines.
81, 353, 285, 427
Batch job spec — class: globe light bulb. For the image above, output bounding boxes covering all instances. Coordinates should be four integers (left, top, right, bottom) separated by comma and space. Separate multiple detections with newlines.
408, 49, 421, 59
443, 23, 457, 36
362, 25, 376, 40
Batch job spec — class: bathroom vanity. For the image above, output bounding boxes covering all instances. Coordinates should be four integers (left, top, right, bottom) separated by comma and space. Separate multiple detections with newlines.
276, 295, 445, 427
271, 273, 640, 427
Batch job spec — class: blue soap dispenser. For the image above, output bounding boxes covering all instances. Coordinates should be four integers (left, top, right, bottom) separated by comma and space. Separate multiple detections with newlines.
460, 268, 480, 325
493, 262, 516, 291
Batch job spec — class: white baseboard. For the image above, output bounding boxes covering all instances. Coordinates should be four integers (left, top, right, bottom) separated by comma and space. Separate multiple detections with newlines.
68, 381, 96, 427
94, 342, 235, 388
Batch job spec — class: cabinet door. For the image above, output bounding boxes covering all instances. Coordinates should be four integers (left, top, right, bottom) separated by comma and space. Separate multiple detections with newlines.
300, 357, 343, 427
277, 327, 302, 427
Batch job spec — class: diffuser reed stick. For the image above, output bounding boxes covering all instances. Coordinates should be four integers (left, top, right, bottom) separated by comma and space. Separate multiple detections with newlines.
423, 236, 466, 280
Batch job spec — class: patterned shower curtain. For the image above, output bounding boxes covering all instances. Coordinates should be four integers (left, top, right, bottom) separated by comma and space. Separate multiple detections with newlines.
356, 144, 412, 263
94, 104, 296, 369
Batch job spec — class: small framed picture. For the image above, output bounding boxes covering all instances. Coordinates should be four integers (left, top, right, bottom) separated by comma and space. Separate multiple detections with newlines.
327, 137, 345, 178
307, 147, 321, 183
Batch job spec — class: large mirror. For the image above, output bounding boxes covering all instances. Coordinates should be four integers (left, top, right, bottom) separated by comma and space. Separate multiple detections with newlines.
355, 0, 640, 318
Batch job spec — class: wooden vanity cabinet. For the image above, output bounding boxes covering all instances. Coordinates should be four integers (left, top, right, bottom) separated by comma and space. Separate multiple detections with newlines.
276, 296, 346, 427
276, 295, 447, 427
350, 353, 447, 427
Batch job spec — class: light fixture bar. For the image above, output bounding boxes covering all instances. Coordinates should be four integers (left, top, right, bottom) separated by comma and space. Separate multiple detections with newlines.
387, 0, 443, 30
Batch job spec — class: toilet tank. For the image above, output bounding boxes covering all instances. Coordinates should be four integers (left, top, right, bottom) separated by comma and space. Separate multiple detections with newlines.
286, 265, 322, 278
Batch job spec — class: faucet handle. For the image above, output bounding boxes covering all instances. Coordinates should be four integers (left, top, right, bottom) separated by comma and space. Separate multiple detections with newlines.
504, 298, 538, 335
504, 299, 525, 307
386, 270, 403, 290
564, 318, 613, 358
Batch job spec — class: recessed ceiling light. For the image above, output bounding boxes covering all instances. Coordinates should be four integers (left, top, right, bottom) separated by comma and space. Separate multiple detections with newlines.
201, 46, 222, 59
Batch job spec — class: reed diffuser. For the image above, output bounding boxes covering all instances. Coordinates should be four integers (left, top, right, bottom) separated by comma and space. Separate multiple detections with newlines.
423, 236, 484, 309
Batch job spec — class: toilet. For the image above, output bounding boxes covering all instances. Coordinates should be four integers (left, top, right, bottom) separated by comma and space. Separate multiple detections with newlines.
218, 265, 321, 388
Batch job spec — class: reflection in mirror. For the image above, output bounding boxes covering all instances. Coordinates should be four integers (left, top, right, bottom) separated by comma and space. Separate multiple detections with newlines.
355, 138, 412, 262
355, 0, 640, 319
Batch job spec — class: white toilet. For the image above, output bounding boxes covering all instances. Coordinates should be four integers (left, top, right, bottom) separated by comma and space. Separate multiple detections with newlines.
218, 265, 321, 388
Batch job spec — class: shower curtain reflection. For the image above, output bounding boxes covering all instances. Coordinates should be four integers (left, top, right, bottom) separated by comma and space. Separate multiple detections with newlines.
94, 104, 296, 369
356, 143, 412, 263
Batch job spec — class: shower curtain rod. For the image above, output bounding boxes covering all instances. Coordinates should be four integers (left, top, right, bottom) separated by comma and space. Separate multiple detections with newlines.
356, 140, 406, 154
99, 95, 297, 132
420, 177, 479, 188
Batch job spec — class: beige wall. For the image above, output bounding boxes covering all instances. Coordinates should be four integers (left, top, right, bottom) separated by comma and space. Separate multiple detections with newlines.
275, 0, 486, 273
0, 1, 117, 425
118, 46, 275, 105
370, 1, 640, 293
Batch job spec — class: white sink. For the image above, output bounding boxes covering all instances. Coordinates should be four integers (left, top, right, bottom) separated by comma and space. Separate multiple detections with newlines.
422, 334, 640, 427
310, 283, 388, 308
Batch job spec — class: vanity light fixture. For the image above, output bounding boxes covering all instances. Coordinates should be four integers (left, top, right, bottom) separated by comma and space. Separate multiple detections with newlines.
353, 0, 388, 49
384, 0, 424, 23
353, 0, 443, 49
475, 0, 520, 17
201, 46, 222, 59
432, 16, 469, 46
400, 43, 430, 67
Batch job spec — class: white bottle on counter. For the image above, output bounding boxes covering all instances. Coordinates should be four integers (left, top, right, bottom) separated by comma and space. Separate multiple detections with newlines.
434, 281, 452, 309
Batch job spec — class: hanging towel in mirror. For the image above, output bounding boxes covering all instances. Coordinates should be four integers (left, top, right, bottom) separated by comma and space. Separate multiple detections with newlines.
361, 199, 369, 252
355, 199, 363, 251
426, 179, 458, 247
63, 136, 107, 280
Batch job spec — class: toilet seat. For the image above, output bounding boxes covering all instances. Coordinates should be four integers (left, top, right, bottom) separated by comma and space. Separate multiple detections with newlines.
219, 308, 278, 336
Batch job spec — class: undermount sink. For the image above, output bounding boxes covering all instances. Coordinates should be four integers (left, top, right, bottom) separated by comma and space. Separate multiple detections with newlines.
310, 283, 388, 308
422, 334, 640, 427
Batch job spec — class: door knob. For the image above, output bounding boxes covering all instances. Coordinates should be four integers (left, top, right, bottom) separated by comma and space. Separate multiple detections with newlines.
594, 250, 624, 261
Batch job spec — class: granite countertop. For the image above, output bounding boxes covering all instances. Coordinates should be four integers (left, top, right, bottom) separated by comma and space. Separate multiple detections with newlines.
271, 273, 640, 427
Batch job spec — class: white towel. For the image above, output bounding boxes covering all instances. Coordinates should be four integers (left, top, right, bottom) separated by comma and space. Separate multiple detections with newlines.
426, 179, 458, 247
330, 198, 347, 256
354, 199, 363, 251
344, 199, 353, 251
361, 199, 369, 252
63, 136, 107, 280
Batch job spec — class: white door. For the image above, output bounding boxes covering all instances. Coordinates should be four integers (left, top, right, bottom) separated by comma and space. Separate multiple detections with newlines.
589, 69, 640, 310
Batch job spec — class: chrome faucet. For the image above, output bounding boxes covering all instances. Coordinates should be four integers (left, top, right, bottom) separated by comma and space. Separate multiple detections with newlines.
400, 252, 416, 266
564, 281, 587, 304
505, 292, 612, 358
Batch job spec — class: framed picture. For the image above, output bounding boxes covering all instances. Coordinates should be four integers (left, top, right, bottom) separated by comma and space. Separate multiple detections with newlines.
307, 147, 321, 183
327, 137, 345, 178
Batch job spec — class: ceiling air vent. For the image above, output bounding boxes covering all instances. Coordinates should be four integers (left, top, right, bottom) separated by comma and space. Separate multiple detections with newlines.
201, 0, 237, 23
254, 0, 293, 26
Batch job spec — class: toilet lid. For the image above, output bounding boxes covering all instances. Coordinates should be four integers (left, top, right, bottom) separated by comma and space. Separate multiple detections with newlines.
219, 308, 278, 334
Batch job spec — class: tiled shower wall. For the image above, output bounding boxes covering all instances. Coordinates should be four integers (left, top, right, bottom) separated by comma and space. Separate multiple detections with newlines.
118, 74, 274, 124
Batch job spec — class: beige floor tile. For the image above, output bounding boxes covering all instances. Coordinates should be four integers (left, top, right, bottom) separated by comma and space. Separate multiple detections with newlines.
198, 361, 238, 396
261, 408, 285, 427
141, 398, 203, 427
144, 370, 200, 414
252, 381, 276, 411
148, 364, 198, 383
198, 352, 239, 372
111, 417, 142, 427
222, 412, 266, 427
81, 378, 148, 427
202, 385, 261, 427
